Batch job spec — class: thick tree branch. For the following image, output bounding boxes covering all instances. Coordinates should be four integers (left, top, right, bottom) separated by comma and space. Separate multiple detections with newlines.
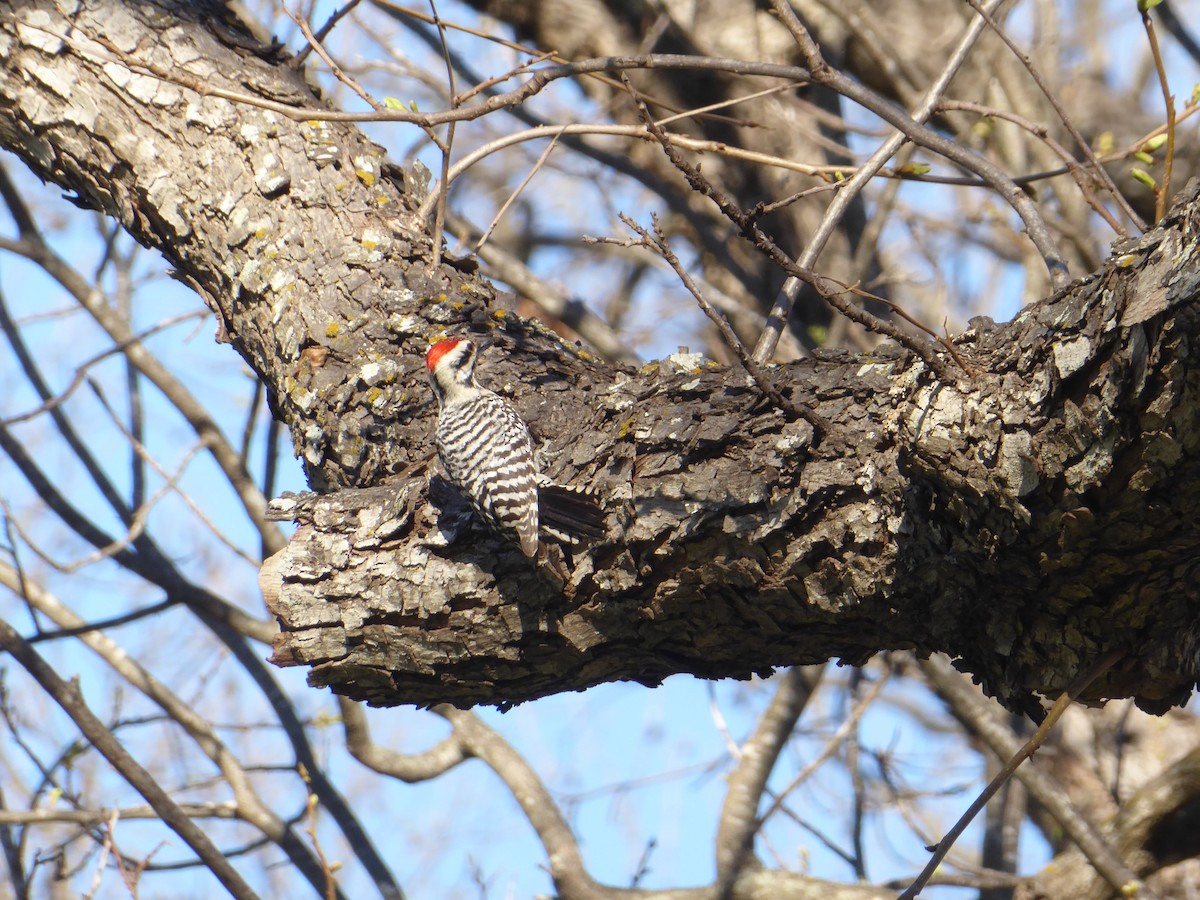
339, 698, 468, 781
263, 186, 1200, 715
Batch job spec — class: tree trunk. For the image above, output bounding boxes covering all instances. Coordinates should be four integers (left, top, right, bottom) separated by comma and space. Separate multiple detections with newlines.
2, 0, 1198, 722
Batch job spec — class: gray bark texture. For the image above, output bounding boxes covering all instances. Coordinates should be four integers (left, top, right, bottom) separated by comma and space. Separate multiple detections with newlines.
2, 1, 1198, 721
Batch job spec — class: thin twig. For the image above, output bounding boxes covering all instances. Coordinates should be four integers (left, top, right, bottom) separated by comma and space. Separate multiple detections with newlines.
474, 130, 563, 253
83, 808, 115, 899
842, 283, 977, 375
901, 696, 1064, 898
2, 439, 203, 574
88, 380, 260, 567
619, 214, 829, 433
1, 507, 39, 637
0, 310, 206, 427
293, 0, 364, 67
446, 210, 638, 365
454, 50, 557, 105
752, 0, 1003, 364
936, 99, 1125, 235
417, 78, 848, 221
239, 379, 263, 471
620, 74, 954, 379
24, 599, 177, 645
0, 804, 243, 825
420, 123, 851, 217
1141, 4, 1176, 223
744, 92, 1197, 194
428, 0, 456, 270
715, 670, 818, 886
901, 652, 1139, 899
298, 764, 339, 900
286, 5, 382, 111
962, 0, 1146, 233
0, 427, 275, 642
758, 670, 889, 825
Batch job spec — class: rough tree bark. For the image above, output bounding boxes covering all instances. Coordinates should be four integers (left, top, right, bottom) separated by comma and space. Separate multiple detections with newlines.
259, 200, 1200, 719
2, 0, 1198, 727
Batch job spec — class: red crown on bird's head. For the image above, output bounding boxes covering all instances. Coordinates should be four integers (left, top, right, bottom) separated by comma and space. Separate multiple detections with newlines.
426, 338, 466, 371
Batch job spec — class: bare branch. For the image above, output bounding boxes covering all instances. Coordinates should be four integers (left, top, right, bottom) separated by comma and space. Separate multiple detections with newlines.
0, 171, 284, 557
0, 561, 356, 900
621, 74, 952, 377
0, 618, 262, 900
340, 699, 468, 781
617, 213, 828, 432
1140, 4, 1177, 223
766, 0, 1070, 293
752, 0, 1002, 363
917, 655, 1152, 899
436, 707, 593, 896
715, 669, 819, 884
294, 0, 365, 67
961, 0, 1146, 232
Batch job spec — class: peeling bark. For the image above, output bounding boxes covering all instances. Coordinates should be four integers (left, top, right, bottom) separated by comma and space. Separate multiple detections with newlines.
2, 1, 1199, 723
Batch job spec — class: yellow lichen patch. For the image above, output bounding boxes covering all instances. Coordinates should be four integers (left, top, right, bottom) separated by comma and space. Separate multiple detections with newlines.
325, 323, 340, 338
356, 169, 375, 187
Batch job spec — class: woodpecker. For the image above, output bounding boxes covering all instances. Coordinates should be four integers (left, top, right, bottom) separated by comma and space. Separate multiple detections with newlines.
425, 338, 604, 558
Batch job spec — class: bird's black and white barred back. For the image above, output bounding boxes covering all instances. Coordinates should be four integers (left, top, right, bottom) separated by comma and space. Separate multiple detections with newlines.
425, 338, 604, 558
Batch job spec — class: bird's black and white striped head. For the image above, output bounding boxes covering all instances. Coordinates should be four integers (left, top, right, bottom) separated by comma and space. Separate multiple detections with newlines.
426, 338, 479, 407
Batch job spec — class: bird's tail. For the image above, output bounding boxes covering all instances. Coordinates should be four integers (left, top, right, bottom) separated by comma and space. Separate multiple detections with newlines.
538, 484, 606, 545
